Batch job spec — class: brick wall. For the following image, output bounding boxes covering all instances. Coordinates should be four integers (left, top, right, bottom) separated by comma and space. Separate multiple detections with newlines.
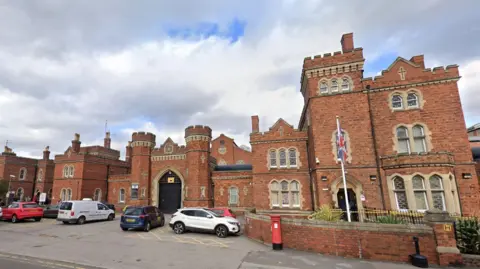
212, 170, 253, 209
211, 134, 252, 165
245, 212, 438, 264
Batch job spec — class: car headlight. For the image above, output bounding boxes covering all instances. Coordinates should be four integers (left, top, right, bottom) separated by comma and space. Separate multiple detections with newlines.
228, 221, 239, 225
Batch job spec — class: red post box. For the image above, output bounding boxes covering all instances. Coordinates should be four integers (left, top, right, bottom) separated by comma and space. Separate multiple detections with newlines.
270, 215, 282, 250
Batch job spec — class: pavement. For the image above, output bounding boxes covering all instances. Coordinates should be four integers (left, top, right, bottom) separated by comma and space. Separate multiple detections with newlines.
0, 216, 451, 269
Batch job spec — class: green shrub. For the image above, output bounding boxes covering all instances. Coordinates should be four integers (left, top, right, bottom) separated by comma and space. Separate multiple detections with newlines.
456, 218, 480, 254
308, 205, 343, 222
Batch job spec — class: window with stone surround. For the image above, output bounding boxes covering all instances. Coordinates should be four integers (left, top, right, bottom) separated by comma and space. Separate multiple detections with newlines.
407, 93, 419, 108
279, 149, 287, 167
270, 179, 301, 208
119, 188, 126, 203
429, 175, 446, 211
38, 169, 43, 182
389, 174, 450, 212
330, 79, 338, 92
19, 168, 27, 180
131, 184, 139, 199
412, 125, 427, 153
68, 165, 74, 178
94, 188, 101, 201
16, 187, 24, 200
67, 188, 72, 200
269, 150, 277, 167
228, 186, 239, 206
393, 177, 409, 210
60, 188, 66, 201
396, 126, 411, 153
319, 81, 328, 94
412, 176, 428, 211
63, 166, 69, 178
392, 94, 403, 109
341, 78, 350, 91
269, 148, 298, 169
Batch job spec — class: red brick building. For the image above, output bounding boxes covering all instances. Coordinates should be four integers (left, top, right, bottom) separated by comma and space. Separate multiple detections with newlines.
47, 33, 478, 216
0, 145, 54, 203
51, 133, 130, 204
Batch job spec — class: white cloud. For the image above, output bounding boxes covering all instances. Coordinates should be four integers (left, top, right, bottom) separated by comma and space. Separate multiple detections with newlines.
0, 0, 478, 158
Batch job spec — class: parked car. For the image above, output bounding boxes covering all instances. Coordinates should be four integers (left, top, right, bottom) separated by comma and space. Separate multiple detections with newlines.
120, 205, 165, 232
2, 202, 43, 223
209, 207, 236, 219
43, 204, 59, 218
169, 208, 240, 238
101, 201, 115, 211
0, 207, 2, 219
57, 200, 115, 225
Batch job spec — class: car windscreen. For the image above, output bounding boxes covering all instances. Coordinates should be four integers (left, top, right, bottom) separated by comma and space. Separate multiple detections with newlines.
59, 202, 73, 210
124, 207, 144, 216
23, 203, 39, 208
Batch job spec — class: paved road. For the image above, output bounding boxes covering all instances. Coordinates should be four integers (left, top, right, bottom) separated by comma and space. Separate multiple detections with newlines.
0, 217, 434, 269
0, 252, 103, 269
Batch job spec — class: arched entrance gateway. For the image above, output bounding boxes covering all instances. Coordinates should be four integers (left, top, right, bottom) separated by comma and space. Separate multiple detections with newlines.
153, 169, 184, 214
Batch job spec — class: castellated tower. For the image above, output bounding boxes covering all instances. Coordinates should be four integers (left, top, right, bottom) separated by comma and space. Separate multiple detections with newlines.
130, 132, 156, 206
184, 125, 212, 207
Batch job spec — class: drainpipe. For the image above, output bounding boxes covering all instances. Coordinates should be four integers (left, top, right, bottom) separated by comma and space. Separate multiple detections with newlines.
306, 131, 316, 211
105, 164, 110, 203
31, 165, 38, 201
366, 85, 386, 209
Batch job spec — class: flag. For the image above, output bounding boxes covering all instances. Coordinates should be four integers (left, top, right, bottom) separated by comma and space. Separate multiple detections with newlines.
336, 118, 348, 162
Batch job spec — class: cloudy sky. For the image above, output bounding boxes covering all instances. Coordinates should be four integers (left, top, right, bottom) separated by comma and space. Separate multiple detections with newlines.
0, 0, 478, 159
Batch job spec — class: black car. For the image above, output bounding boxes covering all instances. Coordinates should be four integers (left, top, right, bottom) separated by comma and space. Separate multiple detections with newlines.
43, 204, 60, 218
120, 206, 165, 232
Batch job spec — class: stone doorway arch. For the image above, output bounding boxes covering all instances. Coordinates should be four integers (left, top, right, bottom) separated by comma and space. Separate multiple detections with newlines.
151, 167, 185, 209
331, 175, 364, 221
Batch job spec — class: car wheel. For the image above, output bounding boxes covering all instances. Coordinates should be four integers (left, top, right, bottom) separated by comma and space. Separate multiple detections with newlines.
144, 221, 151, 232
108, 214, 114, 221
160, 218, 165, 227
11, 215, 18, 223
62, 221, 69, 224
77, 216, 86, 225
173, 222, 185, 234
34, 217, 41, 222
215, 225, 228, 238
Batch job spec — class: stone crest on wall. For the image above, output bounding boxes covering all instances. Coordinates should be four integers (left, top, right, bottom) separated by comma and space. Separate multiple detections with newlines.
243, 186, 248, 196
200, 186, 206, 198
219, 187, 224, 196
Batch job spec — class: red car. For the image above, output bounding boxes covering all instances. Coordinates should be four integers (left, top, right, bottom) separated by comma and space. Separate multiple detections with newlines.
209, 207, 236, 219
2, 202, 43, 223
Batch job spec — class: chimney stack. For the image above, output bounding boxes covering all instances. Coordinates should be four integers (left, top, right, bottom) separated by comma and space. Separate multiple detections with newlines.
410, 55, 425, 69
104, 132, 111, 149
125, 141, 132, 162
251, 115, 259, 133
43, 146, 50, 160
71, 133, 81, 153
341, 33, 354, 53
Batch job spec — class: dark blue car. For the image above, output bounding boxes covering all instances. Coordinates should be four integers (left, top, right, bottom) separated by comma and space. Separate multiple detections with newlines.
120, 205, 165, 232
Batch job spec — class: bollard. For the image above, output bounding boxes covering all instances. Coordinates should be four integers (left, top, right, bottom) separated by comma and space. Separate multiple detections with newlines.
270, 215, 282, 250
409, 236, 428, 268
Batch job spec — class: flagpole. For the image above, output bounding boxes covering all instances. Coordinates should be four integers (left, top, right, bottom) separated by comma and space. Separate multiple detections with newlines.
336, 116, 351, 222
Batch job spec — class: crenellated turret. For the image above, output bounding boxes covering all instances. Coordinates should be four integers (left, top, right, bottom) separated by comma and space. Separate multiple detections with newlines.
130, 131, 156, 206
184, 125, 212, 207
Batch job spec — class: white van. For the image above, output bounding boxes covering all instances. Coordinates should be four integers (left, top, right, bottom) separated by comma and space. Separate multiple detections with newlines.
57, 200, 115, 224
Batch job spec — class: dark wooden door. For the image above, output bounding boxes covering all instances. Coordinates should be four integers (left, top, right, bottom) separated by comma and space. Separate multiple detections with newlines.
158, 171, 182, 214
